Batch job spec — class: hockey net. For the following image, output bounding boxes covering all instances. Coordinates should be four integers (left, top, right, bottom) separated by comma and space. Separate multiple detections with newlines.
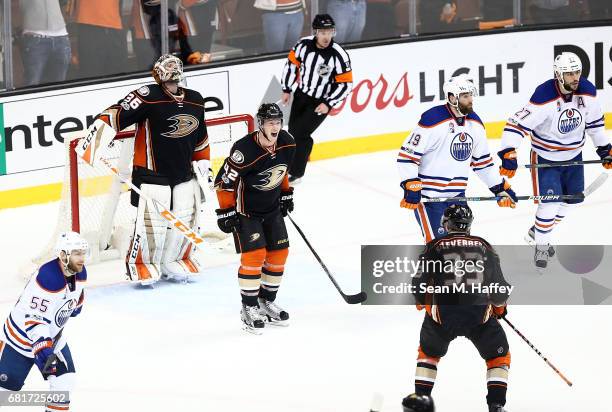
32, 114, 254, 267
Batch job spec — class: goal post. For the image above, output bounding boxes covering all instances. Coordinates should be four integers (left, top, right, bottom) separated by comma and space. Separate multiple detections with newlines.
32, 113, 254, 268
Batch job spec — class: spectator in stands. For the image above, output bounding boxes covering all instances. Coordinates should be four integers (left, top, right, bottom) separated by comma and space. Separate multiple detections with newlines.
178, 0, 219, 61
18, 0, 71, 86
131, 0, 210, 70
326, 0, 367, 43
254, 0, 305, 53
528, 0, 575, 24
71, 0, 128, 79
362, 0, 396, 41
419, 0, 458, 34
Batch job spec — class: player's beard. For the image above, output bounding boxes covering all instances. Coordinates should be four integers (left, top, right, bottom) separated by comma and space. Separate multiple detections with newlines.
563, 80, 579, 92
67, 260, 83, 274
458, 101, 474, 115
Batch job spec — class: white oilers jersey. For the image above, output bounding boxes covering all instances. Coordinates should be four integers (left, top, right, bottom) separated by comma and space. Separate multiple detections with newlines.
500, 78, 607, 161
2, 259, 86, 358
397, 104, 503, 198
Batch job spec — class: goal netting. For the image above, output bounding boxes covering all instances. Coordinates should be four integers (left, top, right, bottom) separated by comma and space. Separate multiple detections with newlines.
31, 113, 254, 268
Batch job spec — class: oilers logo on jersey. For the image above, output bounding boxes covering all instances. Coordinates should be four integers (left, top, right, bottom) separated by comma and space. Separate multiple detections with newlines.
557, 108, 582, 134
55, 300, 77, 328
450, 133, 473, 161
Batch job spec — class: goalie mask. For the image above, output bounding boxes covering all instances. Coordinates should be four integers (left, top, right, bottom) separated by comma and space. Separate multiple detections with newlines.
152, 54, 185, 85
554, 52, 582, 89
443, 74, 478, 116
55, 231, 90, 275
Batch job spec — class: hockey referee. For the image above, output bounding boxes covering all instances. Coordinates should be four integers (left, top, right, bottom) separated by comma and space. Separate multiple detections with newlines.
281, 14, 353, 183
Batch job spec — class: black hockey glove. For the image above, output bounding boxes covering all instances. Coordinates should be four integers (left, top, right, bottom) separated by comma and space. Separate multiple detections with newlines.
596, 144, 612, 170
280, 188, 294, 217
215, 207, 240, 233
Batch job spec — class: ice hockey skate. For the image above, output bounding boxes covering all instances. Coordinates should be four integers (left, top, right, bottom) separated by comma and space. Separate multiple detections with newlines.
241, 304, 266, 334
489, 403, 507, 412
525, 226, 555, 257
534, 244, 550, 273
258, 298, 289, 326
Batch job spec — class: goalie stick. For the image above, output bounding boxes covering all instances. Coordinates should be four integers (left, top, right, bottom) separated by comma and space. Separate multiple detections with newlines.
287, 214, 367, 304
421, 172, 608, 203
94, 155, 207, 249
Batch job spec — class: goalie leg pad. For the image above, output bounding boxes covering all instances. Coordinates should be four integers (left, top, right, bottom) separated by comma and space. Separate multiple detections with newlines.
161, 179, 202, 279
126, 183, 171, 284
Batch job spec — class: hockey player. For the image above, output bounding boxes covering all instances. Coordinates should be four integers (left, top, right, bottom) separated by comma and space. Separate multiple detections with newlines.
214, 103, 296, 334
498, 52, 612, 270
397, 74, 517, 242
0, 232, 89, 412
76, 54, 211, 285
411, 204, 511, 412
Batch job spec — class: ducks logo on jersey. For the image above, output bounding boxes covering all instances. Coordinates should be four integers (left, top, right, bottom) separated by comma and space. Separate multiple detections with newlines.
557, 108, 582, 134
449, 133, 473, 161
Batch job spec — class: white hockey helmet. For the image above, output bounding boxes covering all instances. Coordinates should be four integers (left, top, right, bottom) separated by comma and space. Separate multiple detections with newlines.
55, 231, 90, 259
554, 52, 582, 83
443, 74, 478, 105
152, 54, 184, 85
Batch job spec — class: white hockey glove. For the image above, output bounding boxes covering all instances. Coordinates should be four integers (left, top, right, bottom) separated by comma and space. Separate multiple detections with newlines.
75, 118, 117, 166
193, 159, 214, 191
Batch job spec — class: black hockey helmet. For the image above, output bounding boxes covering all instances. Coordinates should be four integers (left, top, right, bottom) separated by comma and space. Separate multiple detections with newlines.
441, 204, 474, 234
312, 14, 335, 30
402, 393, 435, 412
256, 103, 283, 128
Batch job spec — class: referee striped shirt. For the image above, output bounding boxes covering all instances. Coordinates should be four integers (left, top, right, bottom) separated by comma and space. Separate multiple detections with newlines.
281, 36, 353, 108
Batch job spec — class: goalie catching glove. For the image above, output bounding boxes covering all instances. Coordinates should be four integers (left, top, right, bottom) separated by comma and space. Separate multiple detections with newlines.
216, 207, 240, 233
74, 118, 117, 166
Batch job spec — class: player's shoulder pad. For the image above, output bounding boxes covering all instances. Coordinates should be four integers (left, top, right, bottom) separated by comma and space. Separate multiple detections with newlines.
228, 132, 259, 167
183, 88, 205, 104
278, 129, 296, 146
36, 259, 67, 293
133, 83, 164, 101
418, 104, 452, 128
76, 267, 87, 282
529, 79, 559, 105
576, 77, 596, 97
467, 111, 484, 127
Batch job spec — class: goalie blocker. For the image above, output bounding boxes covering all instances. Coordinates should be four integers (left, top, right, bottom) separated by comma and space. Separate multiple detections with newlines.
76, 54, 210, 284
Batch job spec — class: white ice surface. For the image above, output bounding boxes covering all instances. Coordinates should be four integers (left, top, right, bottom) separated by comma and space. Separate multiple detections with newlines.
1, 135, 611, 411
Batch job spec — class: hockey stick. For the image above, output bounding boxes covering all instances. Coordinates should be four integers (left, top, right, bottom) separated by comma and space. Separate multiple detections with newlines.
94, 156, 206, 249
501, 316, 573, 387
287, 214, 367, 304
525, 159, 605, 168
421, 172, 608, 203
